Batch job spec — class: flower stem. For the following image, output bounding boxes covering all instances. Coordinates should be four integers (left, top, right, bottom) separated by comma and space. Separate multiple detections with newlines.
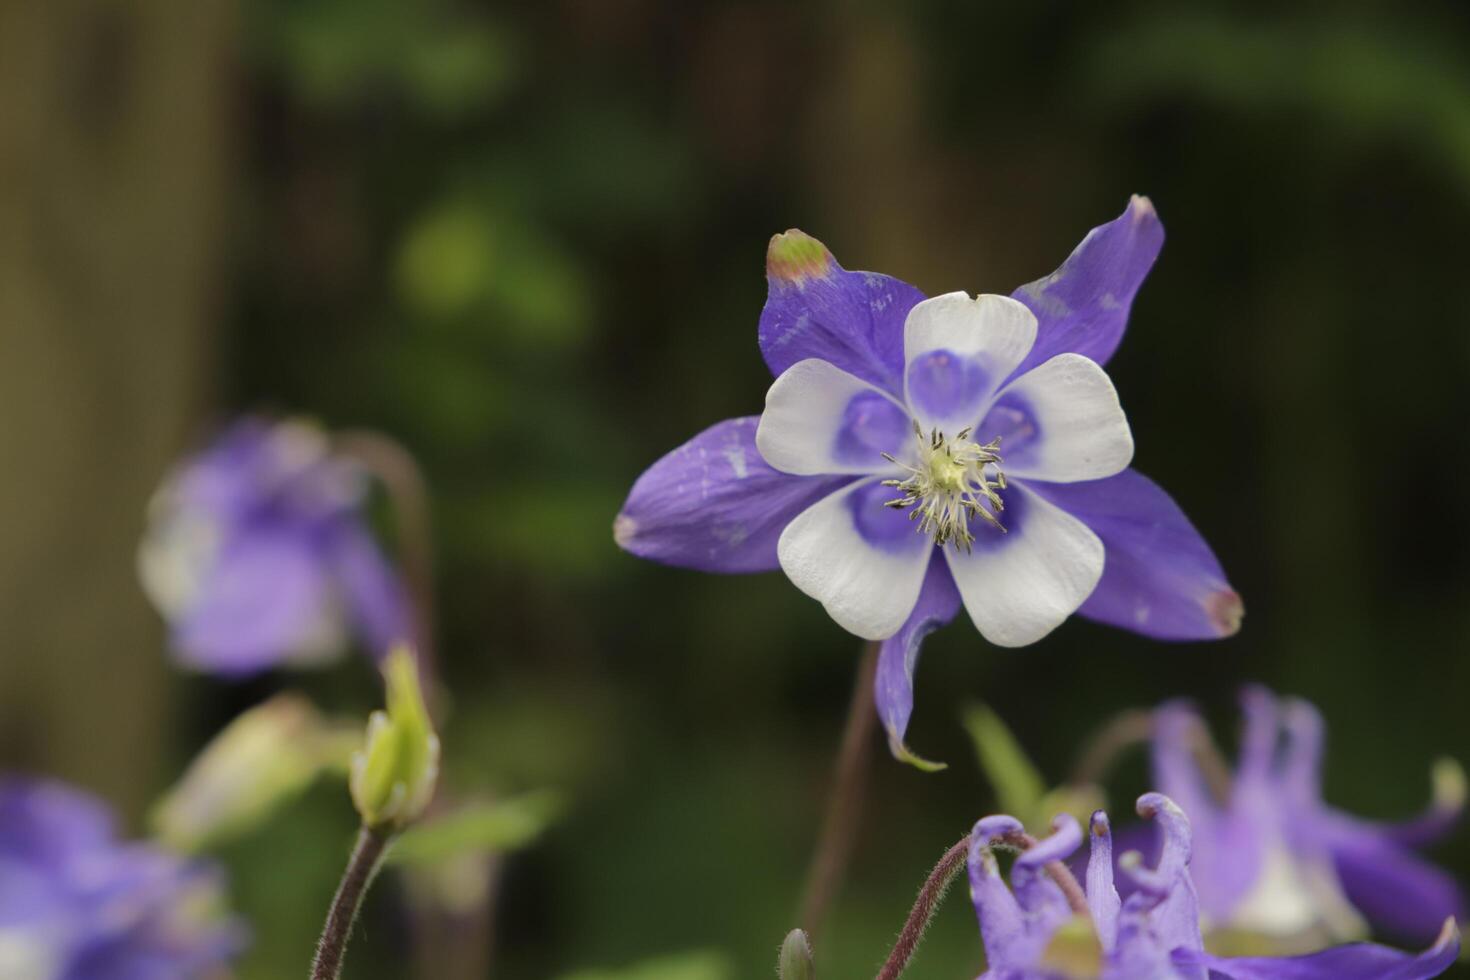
874, 835, 970, 980
333, 429, 439, 686
311, 825, 392, 980
797, 640, 879, 940
1068, 707, 1153, 786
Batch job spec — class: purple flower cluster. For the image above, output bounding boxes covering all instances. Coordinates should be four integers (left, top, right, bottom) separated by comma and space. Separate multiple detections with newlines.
139, 417, 411, 676
0, 778, 243, 979
1151, 687, 1465, 947
616, 199, 1240, 762
968, 794, 1458, 979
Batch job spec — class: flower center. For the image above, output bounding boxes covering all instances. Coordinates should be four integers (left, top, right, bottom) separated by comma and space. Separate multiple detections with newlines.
881, 422, 1007, 551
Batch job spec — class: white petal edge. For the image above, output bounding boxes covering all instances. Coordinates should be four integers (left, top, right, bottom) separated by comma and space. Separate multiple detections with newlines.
756, 358, 909, 475
996, 353, 1134, 482
777, 478, 934, 640
943, 483, 1104, 647
902, 292, 1038, 431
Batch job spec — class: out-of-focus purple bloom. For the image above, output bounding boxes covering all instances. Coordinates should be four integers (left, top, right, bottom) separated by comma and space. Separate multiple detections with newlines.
967, 793, 1457, 979
140, 417, 412, 676
1152, 687, 1466, 948
616, 199, 1240, 764
0, 778, 244, 979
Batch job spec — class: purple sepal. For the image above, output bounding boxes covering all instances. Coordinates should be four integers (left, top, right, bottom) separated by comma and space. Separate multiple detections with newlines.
1028, 468, 1243, 640
1172, 919, 1460, 980
173, 528, 333, 676
0, 777, 246, 976
327, 523, 415, 659
1324, 816, 1468, 946
874, 558, 960, 770
1010, 195, 1164, 380
615, 416, 848, 573
758, 230, 925, 395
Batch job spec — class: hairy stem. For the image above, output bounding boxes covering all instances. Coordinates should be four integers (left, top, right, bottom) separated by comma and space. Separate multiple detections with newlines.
797, 640, 879, 940
311, 826, 392, 980
874, 835, 970, 980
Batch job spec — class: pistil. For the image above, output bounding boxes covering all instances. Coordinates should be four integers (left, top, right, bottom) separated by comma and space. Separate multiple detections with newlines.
881, 422, 1007, 551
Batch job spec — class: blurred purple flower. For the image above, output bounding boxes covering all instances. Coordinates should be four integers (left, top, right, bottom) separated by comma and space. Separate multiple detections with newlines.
139, 417, 412, 676
615, 199, 1240, 763
968, 793, 1457, 979
1152, 687, 1466, 948
0, 777, 244, 979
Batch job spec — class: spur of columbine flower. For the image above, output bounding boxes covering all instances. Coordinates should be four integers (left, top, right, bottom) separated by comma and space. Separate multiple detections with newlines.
0, 777, 244, 978
615, 199, 1240, 764
139, 416, 412, 676
968, 793, 1458, 979
1151, 686, 1466, 949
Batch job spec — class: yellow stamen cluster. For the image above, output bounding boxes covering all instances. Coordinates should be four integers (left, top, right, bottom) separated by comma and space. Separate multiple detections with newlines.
882, 423, 1007, 551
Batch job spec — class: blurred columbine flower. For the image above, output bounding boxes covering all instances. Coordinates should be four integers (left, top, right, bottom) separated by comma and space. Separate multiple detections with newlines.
0, 778, 244, 979
968, 794, 1457, 979
1152, 687, 1466, 950
616, 199, 1240, 763
139, 416, 412, 676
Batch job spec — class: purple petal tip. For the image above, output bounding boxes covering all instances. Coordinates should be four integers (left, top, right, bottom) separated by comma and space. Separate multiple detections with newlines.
766, 229, 834, 284
1128, 194, 1157, 221
1206, 589, 1244, 637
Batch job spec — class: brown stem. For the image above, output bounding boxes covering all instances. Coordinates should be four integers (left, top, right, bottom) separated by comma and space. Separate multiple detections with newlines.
310, 826, 392, 980
1068, 708, 1153, 786
797, 640, 879, 940
874, 835, 970, 980
333, 429, 438, 690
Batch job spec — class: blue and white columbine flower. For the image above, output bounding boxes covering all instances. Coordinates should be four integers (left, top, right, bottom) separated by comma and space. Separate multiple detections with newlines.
0, 778, 244, 979
968, 794, 1458, 979
1152, 687, 1465, 948
616, 199, 1241, 763
140, 417, 412, 677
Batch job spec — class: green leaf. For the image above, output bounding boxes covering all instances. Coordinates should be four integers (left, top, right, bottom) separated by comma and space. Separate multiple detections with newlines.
388, 790, 562, 866
963, 703, 1047, 819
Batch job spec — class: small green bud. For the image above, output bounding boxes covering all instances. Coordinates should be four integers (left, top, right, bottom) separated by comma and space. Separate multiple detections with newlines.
777, 929, 813, 980
350, 647, 441, 830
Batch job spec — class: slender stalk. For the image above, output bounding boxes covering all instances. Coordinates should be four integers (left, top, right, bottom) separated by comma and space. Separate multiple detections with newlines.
311, 826, 392, 980
797, 640, 879, 939
1068, 708, 1153, 786
874, 835, 970, 980
333, 429, 439, 685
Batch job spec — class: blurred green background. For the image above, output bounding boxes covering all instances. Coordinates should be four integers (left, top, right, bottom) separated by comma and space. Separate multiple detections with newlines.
2, 1, 1469, 977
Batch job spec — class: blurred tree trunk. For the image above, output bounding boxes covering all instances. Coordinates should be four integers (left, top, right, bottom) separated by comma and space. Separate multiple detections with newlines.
0, 0, 232, 820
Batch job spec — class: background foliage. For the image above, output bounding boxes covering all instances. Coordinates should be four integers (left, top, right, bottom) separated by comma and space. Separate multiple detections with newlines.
3, 1, 1469, 977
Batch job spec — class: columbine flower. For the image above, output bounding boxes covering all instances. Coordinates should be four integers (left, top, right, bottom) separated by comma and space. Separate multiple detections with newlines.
1152, 686, 1466, 949
968, 793, 1458, 979
139, 416, 412, 676
616, 199, 1241, 763
0, 777, 244, 979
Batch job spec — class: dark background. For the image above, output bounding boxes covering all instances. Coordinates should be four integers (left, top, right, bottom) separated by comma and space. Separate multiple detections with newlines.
2, 1, 1468, 977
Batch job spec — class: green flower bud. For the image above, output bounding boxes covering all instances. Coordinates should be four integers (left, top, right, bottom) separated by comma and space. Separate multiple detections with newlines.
350, 647, 440, 830
777, 929, 813, 980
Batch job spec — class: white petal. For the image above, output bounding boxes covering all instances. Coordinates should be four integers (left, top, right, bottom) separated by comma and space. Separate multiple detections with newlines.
777, 479, 934, 640
944, 483, 1103, 647
902, 293, 1037, 432
994, 353, 1133, 482
757, 359, 909, 475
